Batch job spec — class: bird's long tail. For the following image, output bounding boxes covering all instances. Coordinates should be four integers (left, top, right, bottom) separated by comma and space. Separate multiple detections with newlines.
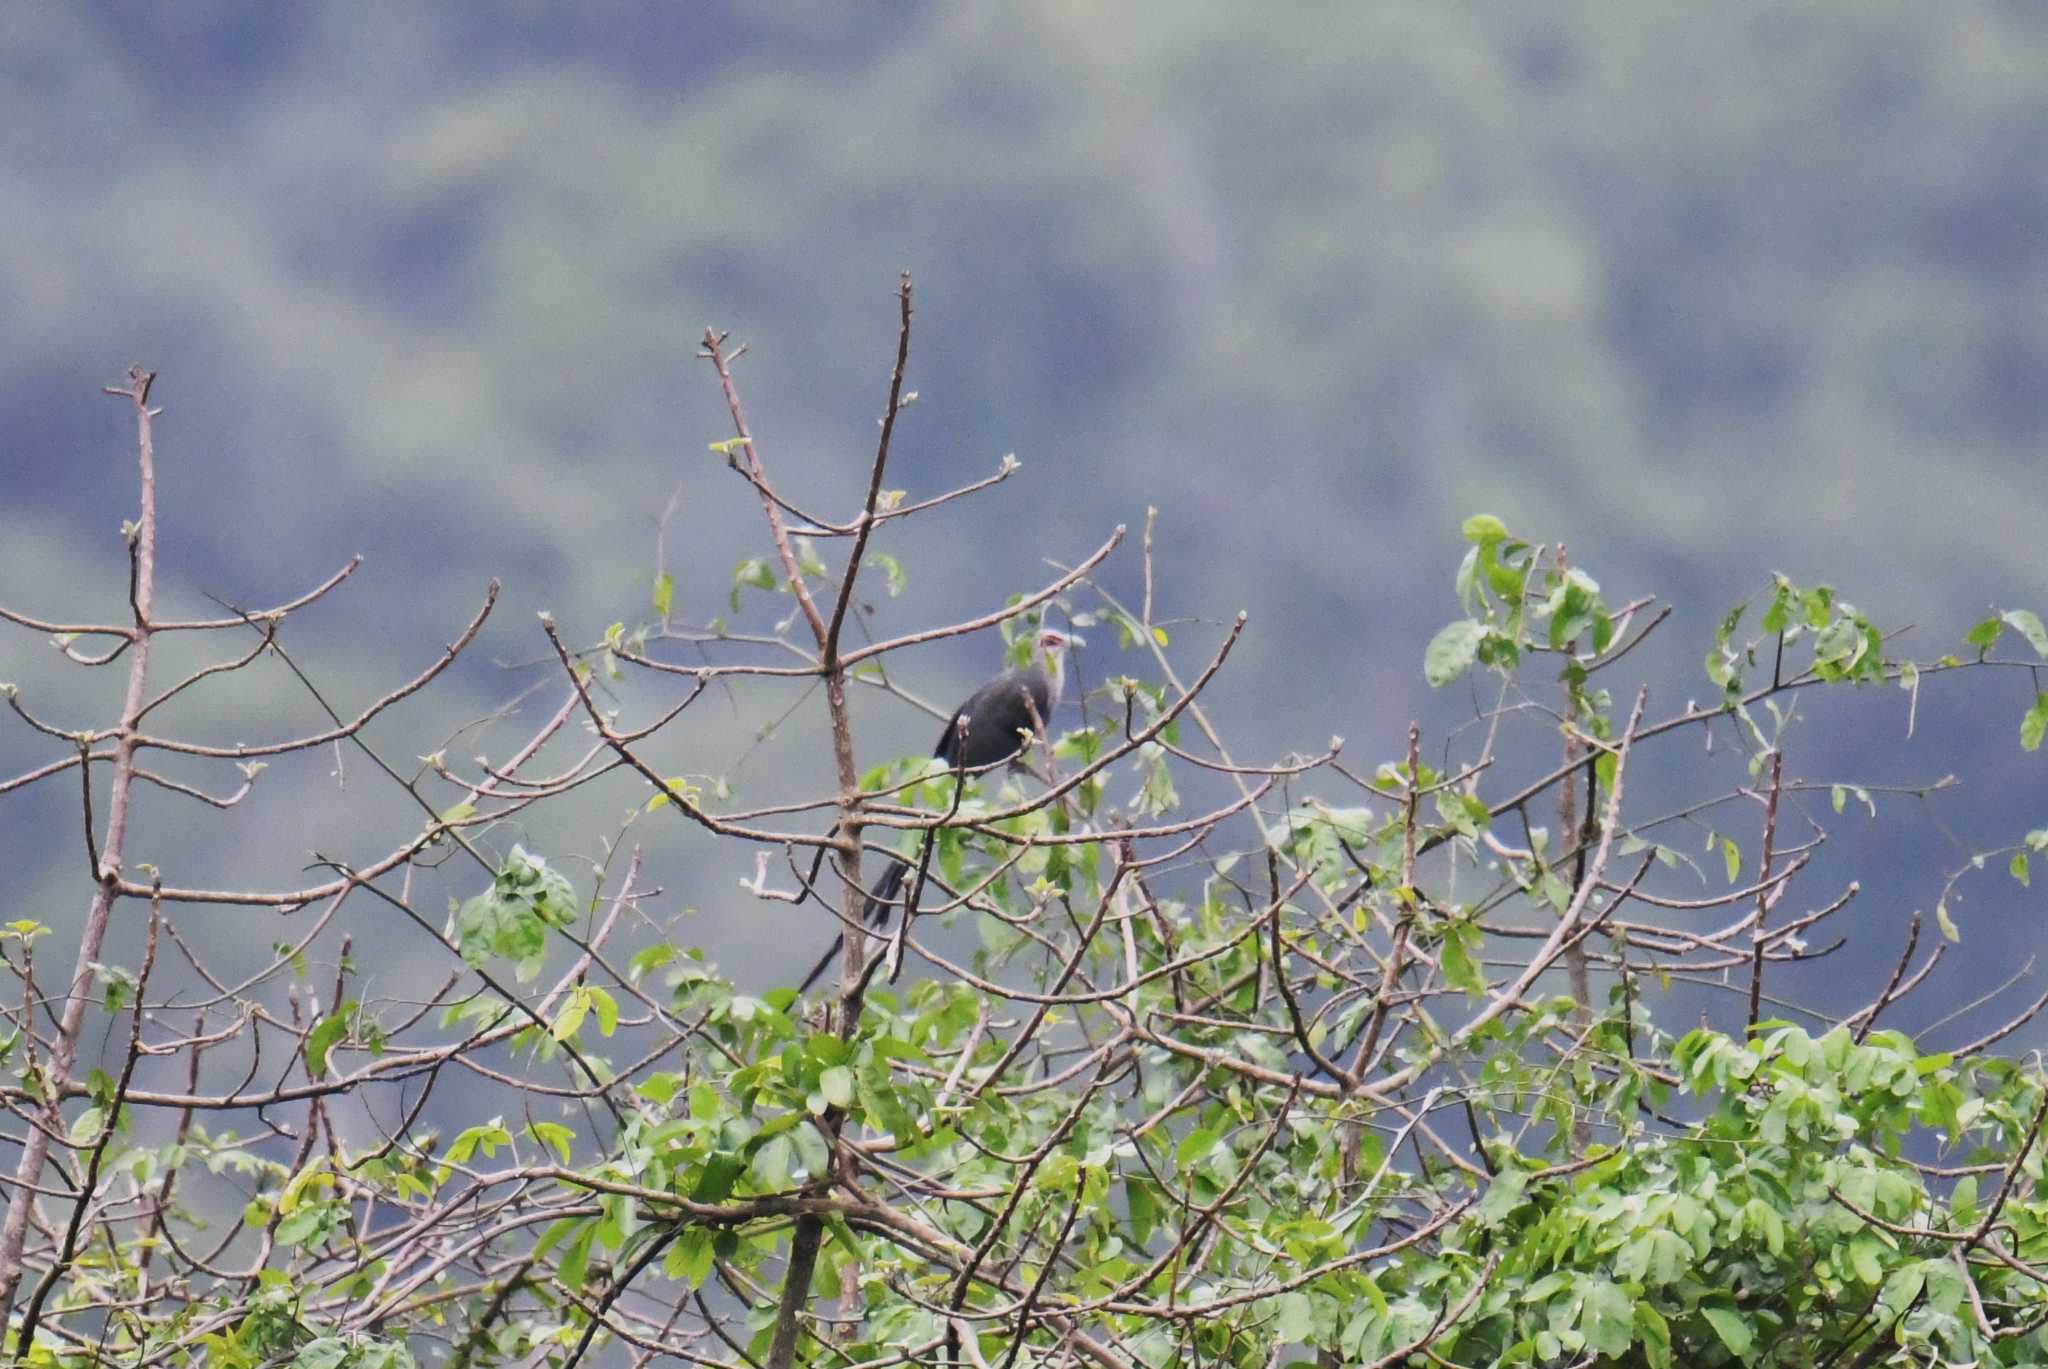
796, 858, 908, 994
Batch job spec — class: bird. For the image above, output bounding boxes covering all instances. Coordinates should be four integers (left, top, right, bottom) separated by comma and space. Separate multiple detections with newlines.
798, 626, 1070, 993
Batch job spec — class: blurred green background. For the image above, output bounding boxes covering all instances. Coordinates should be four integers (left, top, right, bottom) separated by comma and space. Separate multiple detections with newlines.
3, 4, 2046, 1024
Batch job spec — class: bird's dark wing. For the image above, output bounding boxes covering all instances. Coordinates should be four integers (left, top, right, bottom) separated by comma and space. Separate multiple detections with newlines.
936, 667, 1052, 771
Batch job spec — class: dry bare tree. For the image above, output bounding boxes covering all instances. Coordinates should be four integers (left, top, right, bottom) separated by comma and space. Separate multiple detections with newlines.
6, 283, 2048, 1367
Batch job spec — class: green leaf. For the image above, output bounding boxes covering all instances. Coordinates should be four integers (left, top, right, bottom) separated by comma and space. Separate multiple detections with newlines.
863, 551, 908, 598
69, 1106, 104, 1143
1357, 1272, 1390, 1321
691, 1153, 744, 1204
1921, 1256, 1967, 1316
274, 1203, 328, 1247
1543, 570, 1608, 652
527, 1121, 574, 1164
557, 1223, 595, 1290
1126, 1179, 1156, 1245
1878, 1263, 1926, 1318
2024, 693, 2048, 752
1966, 616, 2003, 651
1951, 1175, 1979, 1227
652, 571, 674, 620
1454, 546, 1482, 612
2014, 852, 2032, 888
750, 1133, 794, 1188
646, 775, 700, 813
551, 989, 589, 1042
1176, 1128, 1221, 1170
306, 1003, 356, 1079
587, 986, 618, 1037
665, 1228, 715, 1287
1580, 1280, 1634, 1356
629, 943, 677, 981
531, 1214, 589, 1262
819, 1066, 855, 1110
1634, 1304, 1673, 1369
1701, 1306, 1753, 1357
1722, 837, 1741, 885
1480, 539, 1525, 599
729, 556, 776, 611
1761, 581, 1790, 633
457, 847, 578, 982
1425, 619, 1486, 687
1813, 615, 1860, 670
1274, 1292, 1315, 1342
1440, 922, 1483, 994
1475, 1168, 1527, 1226
793, 535, 827, 579
278, 1161, 332, 1215
2005, 609, 2048, 657
1935, 900, 1960, 943
1461, 513, 1508, 544
293, 1338, 351, 1369
446, 1120, 512, 1166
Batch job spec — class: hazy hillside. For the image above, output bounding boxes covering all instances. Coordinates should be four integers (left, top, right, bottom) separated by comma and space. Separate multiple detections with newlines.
3, 4, 2045, 1029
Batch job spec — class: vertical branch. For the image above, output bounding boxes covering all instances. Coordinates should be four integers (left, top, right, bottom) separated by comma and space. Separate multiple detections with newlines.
826, 273, 912, 1011
1350, 724, 1422, 1080
701, 333, 829, 650
0, 370, 159, 1321
1140, 505, 1158, 630
1555, 549, 1594, 1036
828, 274, 912, 1016
1553, 548, 1595, 1154
1558, 733, 1590, 1008
1746, 748, 1784, 1029
822, 272, 913, 662
137, 1009, 206, 1291
757, 278, 913, 1369
16, 889, 161, 1351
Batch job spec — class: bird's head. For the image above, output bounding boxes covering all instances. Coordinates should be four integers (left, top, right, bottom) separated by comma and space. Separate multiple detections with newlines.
1034, 627, 1070, 702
